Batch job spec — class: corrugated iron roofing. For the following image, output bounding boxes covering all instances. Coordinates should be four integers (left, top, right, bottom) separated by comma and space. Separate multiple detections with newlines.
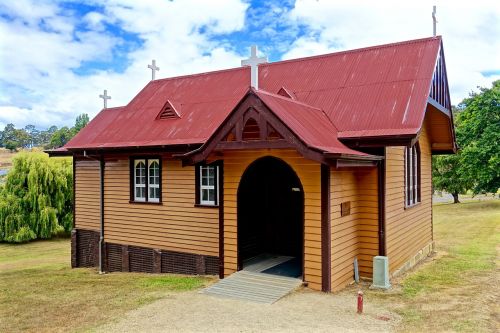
255, 90, 366, 156
65, 36, 442, 150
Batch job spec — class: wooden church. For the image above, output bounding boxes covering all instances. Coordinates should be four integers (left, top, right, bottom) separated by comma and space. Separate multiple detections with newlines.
51, 36, 456, 292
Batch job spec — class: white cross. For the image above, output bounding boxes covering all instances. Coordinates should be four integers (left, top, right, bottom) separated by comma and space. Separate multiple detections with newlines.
148, 59, 160, 80
432, 5, 437, 37
241, 45, 267, 90
99, 89, 111, 109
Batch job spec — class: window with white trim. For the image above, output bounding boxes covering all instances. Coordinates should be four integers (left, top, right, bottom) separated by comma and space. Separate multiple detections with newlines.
196, 163, 219, 206
134, 160, 146, 201
148, 159, 160, 202
132, 158, 161, 203
404, 144, 421, 207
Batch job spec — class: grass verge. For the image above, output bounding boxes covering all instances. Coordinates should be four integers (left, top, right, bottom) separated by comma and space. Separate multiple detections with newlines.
0, 238, 212, 333
368, 200, 500, 332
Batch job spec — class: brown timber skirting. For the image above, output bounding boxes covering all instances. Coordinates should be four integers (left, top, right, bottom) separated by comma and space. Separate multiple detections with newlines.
72, 228, 100, 268
104, 242, 219, 275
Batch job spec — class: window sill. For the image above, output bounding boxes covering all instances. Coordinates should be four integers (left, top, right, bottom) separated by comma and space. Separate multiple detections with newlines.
194, 203, 219, 208
129, 200, 163, 205
404, 202, 421, 210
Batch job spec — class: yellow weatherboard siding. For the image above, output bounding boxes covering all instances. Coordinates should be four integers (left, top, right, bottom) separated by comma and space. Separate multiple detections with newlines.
103, 158, 219, 256
75, 159, 100, 231
330, 167, 379, 292
385, 116, 433, 273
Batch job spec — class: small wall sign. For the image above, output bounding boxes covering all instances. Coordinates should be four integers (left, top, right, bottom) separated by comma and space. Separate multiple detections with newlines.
341, 201, 351, 217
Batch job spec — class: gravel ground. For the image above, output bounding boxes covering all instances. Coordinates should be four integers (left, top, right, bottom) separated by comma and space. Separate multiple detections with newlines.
95, 287, 399, 333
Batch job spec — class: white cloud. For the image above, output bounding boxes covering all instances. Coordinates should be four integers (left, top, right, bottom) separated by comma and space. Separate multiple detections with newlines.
284, 0, 500, 104
0, 0, 498, 130
0, 0, 249, 129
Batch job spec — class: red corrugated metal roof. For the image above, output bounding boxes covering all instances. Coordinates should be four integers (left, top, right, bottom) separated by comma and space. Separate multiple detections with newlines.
64, 36, 442, 150
255, 90, 366, 156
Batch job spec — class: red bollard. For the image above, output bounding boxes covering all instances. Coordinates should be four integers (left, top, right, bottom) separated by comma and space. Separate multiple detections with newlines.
357, 291, 363, 314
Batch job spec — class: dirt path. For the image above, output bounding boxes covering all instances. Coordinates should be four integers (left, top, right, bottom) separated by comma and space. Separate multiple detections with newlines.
95, 288, 399, 333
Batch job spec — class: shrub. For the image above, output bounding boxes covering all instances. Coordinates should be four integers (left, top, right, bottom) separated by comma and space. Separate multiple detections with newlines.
0, 152, 72, 242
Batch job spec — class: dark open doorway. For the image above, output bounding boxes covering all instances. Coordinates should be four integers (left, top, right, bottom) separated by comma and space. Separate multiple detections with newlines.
237, 156, 304, 278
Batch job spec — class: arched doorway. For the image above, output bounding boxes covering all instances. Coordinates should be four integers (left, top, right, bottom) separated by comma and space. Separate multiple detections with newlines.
237, 156, 304, 278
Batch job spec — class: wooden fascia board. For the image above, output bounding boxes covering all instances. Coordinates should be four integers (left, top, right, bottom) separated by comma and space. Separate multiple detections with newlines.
427, 97, 451, 117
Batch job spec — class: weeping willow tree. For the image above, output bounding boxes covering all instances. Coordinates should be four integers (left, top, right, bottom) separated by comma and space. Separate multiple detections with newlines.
0, 152, 73, 243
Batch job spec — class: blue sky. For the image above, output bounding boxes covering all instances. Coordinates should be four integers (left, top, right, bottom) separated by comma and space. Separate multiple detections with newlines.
0, 0, 499, 129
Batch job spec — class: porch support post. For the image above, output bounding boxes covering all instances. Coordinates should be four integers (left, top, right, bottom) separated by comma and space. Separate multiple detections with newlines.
321, 164, 332, 292
218, 160, 225, 279
378, 149, 387, 256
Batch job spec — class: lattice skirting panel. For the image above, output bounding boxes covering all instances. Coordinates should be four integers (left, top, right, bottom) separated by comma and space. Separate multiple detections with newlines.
104, 242, 219, 275
71, 228, 100, 268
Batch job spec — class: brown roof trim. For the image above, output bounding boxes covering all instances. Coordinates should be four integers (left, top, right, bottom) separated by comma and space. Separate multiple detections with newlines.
427, 97, 451, 118
60, 144, 201, 157
339, 134, 415, 148
46, 149, 73, 157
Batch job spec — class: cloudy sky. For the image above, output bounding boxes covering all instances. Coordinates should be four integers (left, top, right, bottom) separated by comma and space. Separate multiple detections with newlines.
0, 0, 499, 129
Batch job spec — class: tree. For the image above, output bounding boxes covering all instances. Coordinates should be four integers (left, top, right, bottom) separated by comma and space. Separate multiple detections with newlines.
432, 154, 468, 203
433, 81, 500, 200
24, 124, 39, 148
74, 113, 89, 134
47, 126, 72, 149
2, 123, 17, 151
0, 152, 73, 242
457, 80, 500, 194
14, 129, 30, 148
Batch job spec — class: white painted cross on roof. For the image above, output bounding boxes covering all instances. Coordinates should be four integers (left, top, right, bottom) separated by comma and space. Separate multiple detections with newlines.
99, 89, 111, 109
241, 45, 267, 90
148, 59, 160, 80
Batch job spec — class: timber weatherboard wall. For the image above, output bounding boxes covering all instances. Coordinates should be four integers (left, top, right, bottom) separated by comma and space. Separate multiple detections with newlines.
219, 149, 323, 291
74, 159, 101, 231
385, 115, 433, 273
330, 167, 379, 291
102, 158, 219, 257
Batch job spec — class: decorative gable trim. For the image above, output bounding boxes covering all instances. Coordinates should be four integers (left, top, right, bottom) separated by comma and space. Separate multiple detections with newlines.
156, 100, 181, 120
179, 90, 326, 165
429, 46, 451, 111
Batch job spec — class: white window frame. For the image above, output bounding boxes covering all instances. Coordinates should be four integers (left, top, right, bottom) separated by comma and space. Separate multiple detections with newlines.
199, 165, 219, 206
134, 159, 146, 202
148, 159, 160, 203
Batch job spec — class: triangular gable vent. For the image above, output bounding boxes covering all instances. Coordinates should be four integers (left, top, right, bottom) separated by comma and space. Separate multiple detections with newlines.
156, 100, 180, 120
277, 86, 296, 100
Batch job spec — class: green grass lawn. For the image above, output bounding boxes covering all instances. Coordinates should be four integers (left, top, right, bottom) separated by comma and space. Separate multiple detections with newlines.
368, 200, 500, 332
1, 201, 498, 332
0, 239, 213, 333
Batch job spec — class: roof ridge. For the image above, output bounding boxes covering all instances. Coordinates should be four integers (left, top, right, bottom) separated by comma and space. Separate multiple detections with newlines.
261, 36, 441, 68
137, 36, 442, 86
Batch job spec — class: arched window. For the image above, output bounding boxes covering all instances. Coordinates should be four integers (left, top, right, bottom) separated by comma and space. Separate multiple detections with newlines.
404, 143, 421, 207
134, 160, 146, 201
148, 160, 160, 202
132, 158, 161, 203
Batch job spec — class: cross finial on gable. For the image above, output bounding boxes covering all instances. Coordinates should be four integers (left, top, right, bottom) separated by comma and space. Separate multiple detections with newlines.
432, 5, 437, 36
99, 89, 111, 109
241, 45, 267, 90
148, 59, 160, 80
